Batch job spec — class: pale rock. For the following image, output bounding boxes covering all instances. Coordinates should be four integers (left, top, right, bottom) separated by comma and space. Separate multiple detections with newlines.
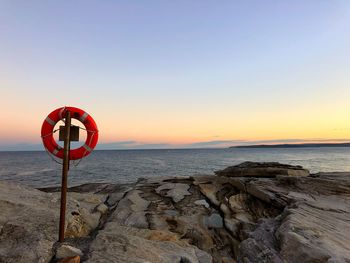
194, 199, 210, 208
0, 181, 105, 263
276, 200, 350, 262
155, 183, 191, 203
108, 190, 150, 228
224, 218, 241, 235
85, 223, 212, 263
0, 181, 59, 263
56, 245, 83, 259
198, 183, 220, 206
220, 203, 231, 216
228, 193, 249, 211
95, 203, 108, 214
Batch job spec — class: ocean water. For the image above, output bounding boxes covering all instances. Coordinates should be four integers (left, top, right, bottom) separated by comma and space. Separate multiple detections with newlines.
1, 147, 350, 188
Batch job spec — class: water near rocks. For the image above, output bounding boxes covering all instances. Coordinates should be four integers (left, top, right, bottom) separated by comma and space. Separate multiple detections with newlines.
1, 147, 350, 187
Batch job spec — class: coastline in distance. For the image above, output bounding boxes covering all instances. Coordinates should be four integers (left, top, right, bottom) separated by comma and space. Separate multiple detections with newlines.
232, 142, 350, 148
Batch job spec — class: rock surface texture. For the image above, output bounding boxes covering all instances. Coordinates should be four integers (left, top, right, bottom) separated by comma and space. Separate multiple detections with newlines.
0, 181, 107, 263
215, 161, 310, 177
1, 162, 350, 262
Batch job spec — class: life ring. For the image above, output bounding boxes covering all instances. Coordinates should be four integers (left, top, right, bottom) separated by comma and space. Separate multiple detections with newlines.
41, 106, 98, 160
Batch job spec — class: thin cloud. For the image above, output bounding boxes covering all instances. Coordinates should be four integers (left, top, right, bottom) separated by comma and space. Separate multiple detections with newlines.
186, 140, 246, 148
96, 141, 172, 150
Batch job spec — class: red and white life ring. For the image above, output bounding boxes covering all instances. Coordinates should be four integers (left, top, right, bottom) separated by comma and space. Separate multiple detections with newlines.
41, 106, 98, 160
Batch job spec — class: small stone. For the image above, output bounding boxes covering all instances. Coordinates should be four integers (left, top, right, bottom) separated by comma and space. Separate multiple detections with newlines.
56, 245, 83, 259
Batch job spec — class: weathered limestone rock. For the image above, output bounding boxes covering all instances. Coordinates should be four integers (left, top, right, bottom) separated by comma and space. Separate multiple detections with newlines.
85, 223, 212, 263
65, 207, 101, 238
1, 162, 350, 263
0, 181, 59, 263
276, 199, 350, 262
0, 181, 107, 263
108, 189, 150, 228
70, 170, 350, 262
237, 172, 350, 262
215, 161, 309, 177
197, 183, 221, 206
155, 183, 191, 203
238, 218, 283, 263
95, 203, 108, 214
53, 191, 107, 238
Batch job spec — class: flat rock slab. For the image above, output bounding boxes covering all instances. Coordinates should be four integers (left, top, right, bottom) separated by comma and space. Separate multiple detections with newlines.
276, 198, 350, 262
108, 190, 150, 228
155, 182, 191, 203
85, 223, 212, 263
215, 161, 309, 177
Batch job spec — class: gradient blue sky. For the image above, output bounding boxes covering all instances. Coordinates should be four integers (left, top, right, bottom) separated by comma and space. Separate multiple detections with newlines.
1, 1, 350, 150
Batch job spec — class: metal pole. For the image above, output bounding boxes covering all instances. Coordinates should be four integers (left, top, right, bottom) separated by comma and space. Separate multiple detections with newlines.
59, 111, 71, 242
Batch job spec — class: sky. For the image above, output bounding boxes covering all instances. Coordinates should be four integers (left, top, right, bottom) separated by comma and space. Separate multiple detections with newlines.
1, 1, 350, 150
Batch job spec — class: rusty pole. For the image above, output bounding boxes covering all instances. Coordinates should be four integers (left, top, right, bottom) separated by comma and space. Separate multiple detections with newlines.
59, 111, 71, 242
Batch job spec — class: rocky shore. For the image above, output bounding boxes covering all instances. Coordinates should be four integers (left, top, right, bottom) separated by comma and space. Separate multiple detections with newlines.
1, 162, 350, 263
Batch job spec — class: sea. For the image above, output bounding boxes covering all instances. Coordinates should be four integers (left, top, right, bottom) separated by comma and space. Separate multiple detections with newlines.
1, 147, 350, 188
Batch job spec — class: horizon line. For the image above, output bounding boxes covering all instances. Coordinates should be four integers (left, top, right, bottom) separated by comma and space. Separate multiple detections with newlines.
1, 139, 350, 152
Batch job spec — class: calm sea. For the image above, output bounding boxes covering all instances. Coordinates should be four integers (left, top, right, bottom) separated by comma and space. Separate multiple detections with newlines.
1, 148, 350, 188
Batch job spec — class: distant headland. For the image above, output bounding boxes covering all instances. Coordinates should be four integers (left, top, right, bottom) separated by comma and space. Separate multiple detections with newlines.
231, 142, 350, 148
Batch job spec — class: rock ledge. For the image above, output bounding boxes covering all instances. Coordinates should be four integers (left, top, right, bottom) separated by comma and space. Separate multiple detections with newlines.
215, 161, 310, 177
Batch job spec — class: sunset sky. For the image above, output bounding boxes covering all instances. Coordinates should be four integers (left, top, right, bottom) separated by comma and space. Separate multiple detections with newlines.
1, 1, 350, 150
